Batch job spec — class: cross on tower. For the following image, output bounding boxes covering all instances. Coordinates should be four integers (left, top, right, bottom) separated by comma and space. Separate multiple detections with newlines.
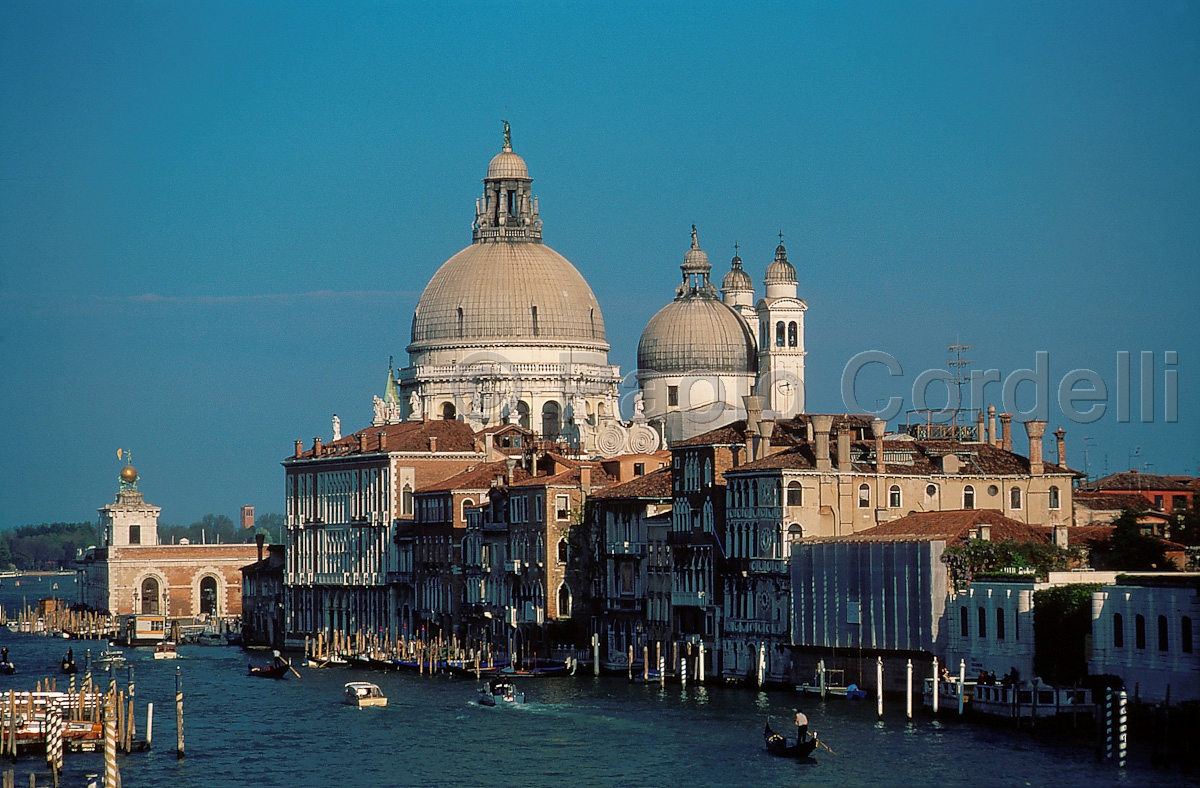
778, 230, 785, 245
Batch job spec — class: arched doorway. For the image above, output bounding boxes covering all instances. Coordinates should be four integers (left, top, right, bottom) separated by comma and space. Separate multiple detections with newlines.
542, 401, 560, 439
441, 402, 456, 420
199, 576, 218, 616
140, 577, 160, 615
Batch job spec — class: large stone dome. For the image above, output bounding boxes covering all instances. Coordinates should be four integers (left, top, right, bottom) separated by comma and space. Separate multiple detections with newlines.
408, 242, 609, 352
638, 297, 756, 375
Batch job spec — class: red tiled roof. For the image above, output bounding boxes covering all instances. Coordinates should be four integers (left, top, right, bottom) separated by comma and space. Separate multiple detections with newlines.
1074, 491, 1150, 512
805, 510, 1052, 545
509, 463, 615, 490
674, 415, 874, 448
590, 467, 673, 500
286, 419, 480, 460
1081, 471, 1193, 493
417, 461, 532, 494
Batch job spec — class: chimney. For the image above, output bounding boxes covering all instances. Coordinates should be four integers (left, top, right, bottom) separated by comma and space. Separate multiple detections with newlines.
999, 413, 1013, 452
836, 428, 850, 470
313, 437, 323, 457
755, 419, 774, 462
871, 418, 886, 474
428, 435, 438, 454
742, 395, 765, 462
813, 415, 834, 472
975, 410, 986, 444
294, 439, 303, 459
377, 431, 387, 452
580, 465, 592, 495
977, 524, 991, 541
1025, 420, 1046, 476
987, 404, 997, 447
255, 532, 265, 563
358, 433, 368, 453
1054, 426, 1066, 468
1052, 525, 1069, 549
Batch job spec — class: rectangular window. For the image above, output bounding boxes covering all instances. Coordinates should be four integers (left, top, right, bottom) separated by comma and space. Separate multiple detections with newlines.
1174, 495, 1188, 510
668, 386, 679, 407
556, 495, 571, 521
535, 495, 543, 522
129, 525, 141, 545
634, 463, 645, 476
1154, 495, 1164, 510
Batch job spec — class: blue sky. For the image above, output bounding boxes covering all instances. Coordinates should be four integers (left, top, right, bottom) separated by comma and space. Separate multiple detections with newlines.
2, 1, 1197, 528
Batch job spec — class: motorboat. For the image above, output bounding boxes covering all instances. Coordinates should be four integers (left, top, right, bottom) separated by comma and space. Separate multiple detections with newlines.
95, 650, 126, 670
478, 677, 525, 707
344, 682, 387, 707
153, 642, 179, 660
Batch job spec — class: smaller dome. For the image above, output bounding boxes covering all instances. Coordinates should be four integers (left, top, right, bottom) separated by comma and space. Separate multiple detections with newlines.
638, 298, 757, 376
764, 243, 796, 284
487, 150, 529, 180
722, 255, 753, 291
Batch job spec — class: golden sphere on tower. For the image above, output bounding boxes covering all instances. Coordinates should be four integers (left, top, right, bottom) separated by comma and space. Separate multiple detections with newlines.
120, 466, 138, 483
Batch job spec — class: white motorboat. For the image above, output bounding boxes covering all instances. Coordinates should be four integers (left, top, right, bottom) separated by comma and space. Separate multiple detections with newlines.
344, 682, 387, 707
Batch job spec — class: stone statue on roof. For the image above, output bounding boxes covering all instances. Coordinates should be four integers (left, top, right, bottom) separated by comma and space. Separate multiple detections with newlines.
502, 120, 512, 150
409, 391, 423, 421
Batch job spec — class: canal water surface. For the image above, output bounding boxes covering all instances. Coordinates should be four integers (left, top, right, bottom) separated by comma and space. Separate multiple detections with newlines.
0, 576, 1183, 787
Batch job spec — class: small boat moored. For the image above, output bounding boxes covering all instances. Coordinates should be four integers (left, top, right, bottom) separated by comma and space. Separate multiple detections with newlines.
344, 682, 387, 707
478, 677, 525, 707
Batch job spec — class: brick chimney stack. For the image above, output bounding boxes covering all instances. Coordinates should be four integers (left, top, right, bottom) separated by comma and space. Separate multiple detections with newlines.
999, 413, 1013, 452
812, 415, 834, 472
428, 435, 438, 453
313, 437, 323, 457
742, 395, 766, 462
377, 431, 387, 452
975, 410, 986, 444
871, 418, 886, 474
987, 404, 997, 447
255, 532, 265, 563
1054, 426, 1066, 468
1025, 420, 1046, 476
294, 439, 303, 459
358, 433, 368, 453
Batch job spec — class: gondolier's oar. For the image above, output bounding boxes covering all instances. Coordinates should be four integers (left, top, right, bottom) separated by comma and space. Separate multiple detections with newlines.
287, 658, 302, 679
817, 739, 838, 756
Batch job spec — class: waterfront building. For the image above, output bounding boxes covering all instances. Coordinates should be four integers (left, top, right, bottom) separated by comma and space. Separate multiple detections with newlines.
790, 510, 1062, 689
241, 539, 286, 647
77, 464, 257, 621
591, 467, 673, 670
282, 419, 484, 639
1090, 574, 1200, 703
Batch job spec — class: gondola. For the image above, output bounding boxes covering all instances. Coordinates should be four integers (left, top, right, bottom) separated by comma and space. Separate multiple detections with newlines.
0, 662, 15, 676
249, 651, 294, 679
60, 658, 78, 675
763, 721, 818, 759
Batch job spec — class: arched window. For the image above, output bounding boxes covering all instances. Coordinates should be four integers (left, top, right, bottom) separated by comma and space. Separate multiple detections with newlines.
996, 608, 1006, 640
978, 607, 987, 638
1049, 486, 1060, 510
517, 401, 530, 430
1158, 615, 1169, 651
963, 485, 976, 510
889, 485, 901, 508
858, 484, 870, 508
461, 498, 475, 523
1135, 614, 1146, 649
703, 458, 712, 487
557, 583, 572, 618
1114, 613, 1124, 648
787, 321, 798, 347
402, 484, 413, 516
787, 523, 803, 543
557, 538, 569, 564
1010, 487, 1022, 509
775, 321, 785, 347
786, 482, 802, 507
542, 401, 560, 438
1183, 617, 1193, 653
760, 321, 767, 349
441, 402, 456, 420
200, 576, 218, 617
140, 577, 160, 615
960, 606, 969, 638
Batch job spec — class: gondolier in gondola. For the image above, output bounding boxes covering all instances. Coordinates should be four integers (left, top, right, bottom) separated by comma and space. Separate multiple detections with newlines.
794, 708, 809, 742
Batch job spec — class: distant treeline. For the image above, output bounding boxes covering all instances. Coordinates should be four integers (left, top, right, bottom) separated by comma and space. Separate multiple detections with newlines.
1, 513, 286, 570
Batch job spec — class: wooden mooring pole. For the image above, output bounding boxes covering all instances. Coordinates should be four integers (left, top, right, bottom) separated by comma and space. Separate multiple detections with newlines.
175, 667, 184, 759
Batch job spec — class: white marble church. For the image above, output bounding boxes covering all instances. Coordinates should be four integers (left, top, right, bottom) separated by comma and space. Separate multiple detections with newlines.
377, 124, 808, 453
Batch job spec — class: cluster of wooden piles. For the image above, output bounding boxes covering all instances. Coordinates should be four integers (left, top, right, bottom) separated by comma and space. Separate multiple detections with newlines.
0, 605, 117, 641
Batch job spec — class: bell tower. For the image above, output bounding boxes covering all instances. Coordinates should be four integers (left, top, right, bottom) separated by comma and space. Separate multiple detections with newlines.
755, 238, 807, 417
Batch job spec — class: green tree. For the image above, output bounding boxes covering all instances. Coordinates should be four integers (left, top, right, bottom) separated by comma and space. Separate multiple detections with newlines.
2, 522, 98, 570
255, 512, 287, 544
941, 538, 1077, 591
1033, 583, 1102, 684
1091, 510, 1171, 571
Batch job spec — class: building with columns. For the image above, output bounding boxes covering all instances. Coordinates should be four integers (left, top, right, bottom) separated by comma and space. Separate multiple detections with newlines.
77, 464, 257, 621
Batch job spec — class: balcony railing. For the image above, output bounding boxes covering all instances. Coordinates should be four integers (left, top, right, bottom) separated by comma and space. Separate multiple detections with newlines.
671, 591, 708, 607
606, 541, 647, 557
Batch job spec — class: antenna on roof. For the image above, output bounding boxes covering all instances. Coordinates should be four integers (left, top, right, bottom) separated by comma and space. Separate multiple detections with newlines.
948, 334, 975, 436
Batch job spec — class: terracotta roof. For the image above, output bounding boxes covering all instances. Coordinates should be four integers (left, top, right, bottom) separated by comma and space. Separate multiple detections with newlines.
286, 419, 480, 460
725, 438, 1076, 477
804, 510, 1052, 545
591, 467, 673, 500
1081, 471, 1193, 493
1074, 491, 1150, 512
417, 461, 532, 494
509, 463, 615, 490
